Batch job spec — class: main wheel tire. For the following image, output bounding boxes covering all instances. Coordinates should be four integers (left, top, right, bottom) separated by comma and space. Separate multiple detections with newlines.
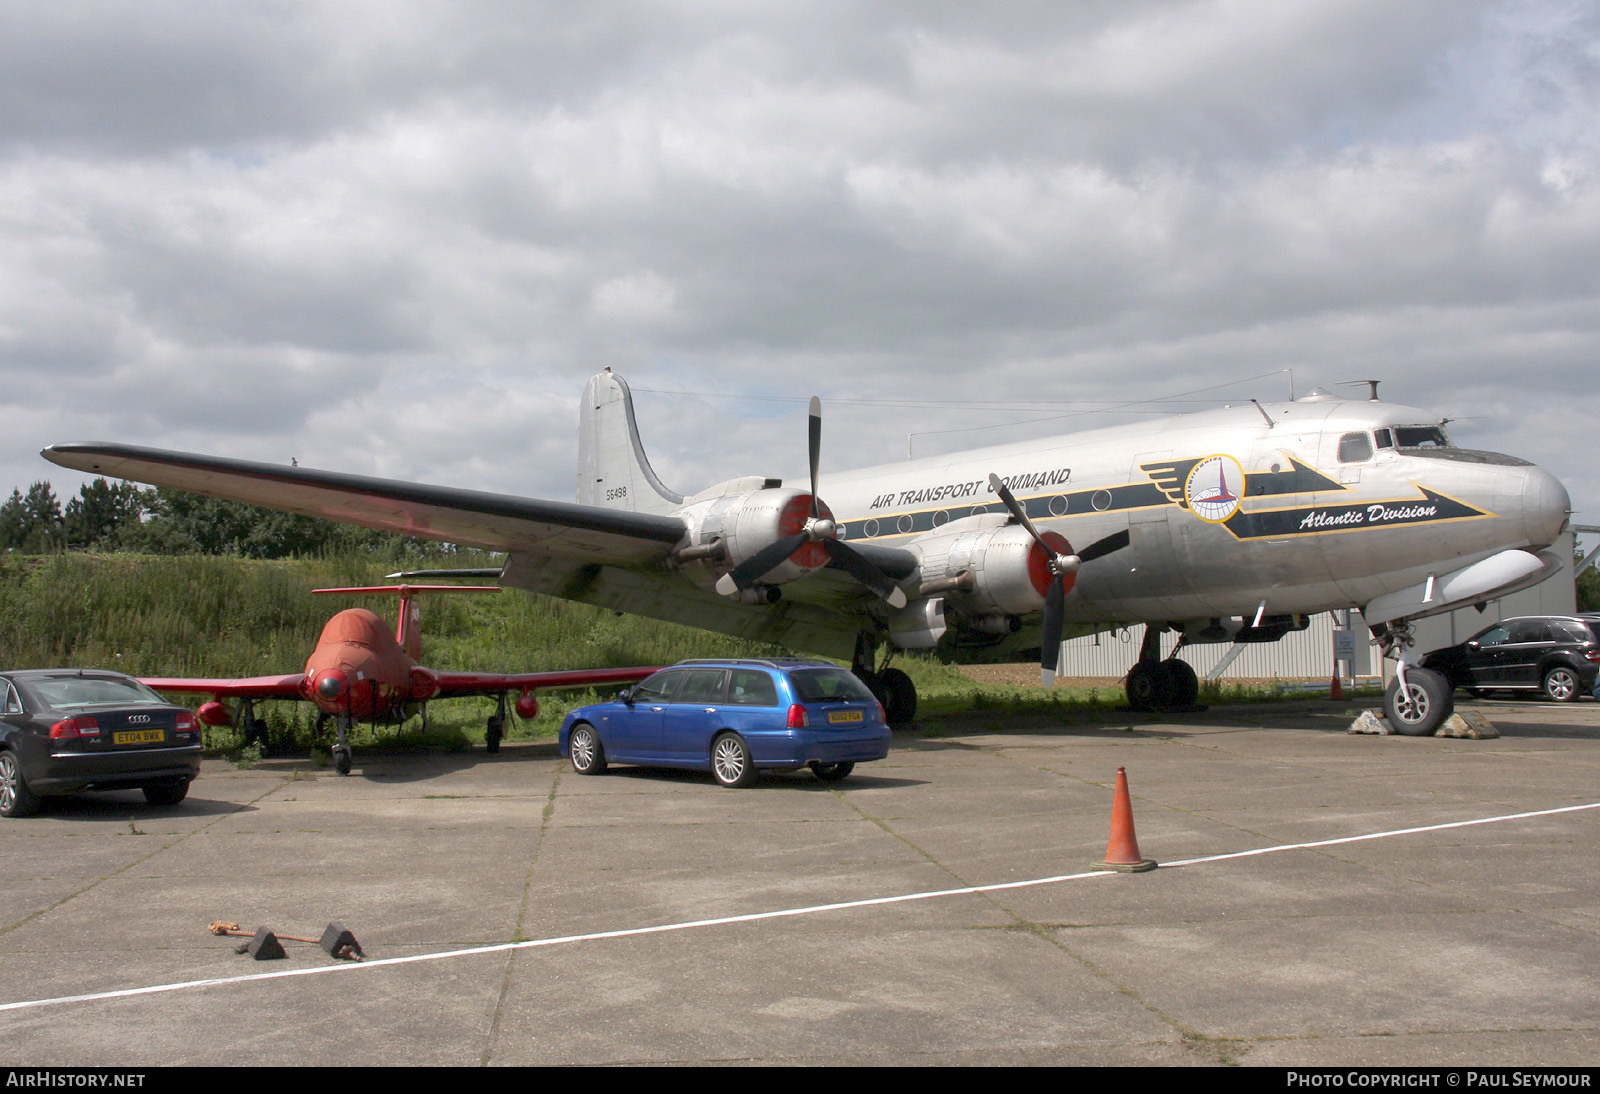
809, 761, 854, 782
1385, 668, 1453, 736
333, 746, 352, 776
0, 751, 41, 818
711, 733, 757, 788
1542, 666, 1580, 703
142, 781, 189, 807
568, 724, 607, 775
485, 714, 504, 754
246, 718, 270, 750
1162, 659, 1200, 708
878, 667, 917, 724
1125, 662, 1172, 711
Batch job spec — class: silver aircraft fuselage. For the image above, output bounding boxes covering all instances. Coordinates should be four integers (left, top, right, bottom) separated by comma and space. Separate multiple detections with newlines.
820, 393, 1569, 629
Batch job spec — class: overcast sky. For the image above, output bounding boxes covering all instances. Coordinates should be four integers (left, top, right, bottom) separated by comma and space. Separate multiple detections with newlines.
3, 1, 1597, 537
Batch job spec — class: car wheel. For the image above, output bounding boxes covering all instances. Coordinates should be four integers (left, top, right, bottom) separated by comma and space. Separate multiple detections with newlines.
142, 781, 189, 807
1384, 668, 1453, 736
808, 761, 854, 782
569, 724, 607, 775
1542, 666, 1579, 703
711, 733, 757, 788
0, 751, 41, 818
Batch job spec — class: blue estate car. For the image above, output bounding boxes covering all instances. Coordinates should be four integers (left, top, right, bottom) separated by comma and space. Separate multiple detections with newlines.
558, 659, 892, 787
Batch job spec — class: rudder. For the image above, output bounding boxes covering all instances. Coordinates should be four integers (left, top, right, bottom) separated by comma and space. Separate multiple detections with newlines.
577, 370, 684, 514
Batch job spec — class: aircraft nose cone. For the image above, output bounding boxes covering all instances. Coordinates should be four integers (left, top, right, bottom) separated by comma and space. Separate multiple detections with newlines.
1524, 464, 1571, 549
315, 669, 348, 701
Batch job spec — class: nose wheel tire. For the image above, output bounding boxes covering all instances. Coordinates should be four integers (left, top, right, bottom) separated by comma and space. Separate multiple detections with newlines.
333, 746, 352, 776
0, 752, 41, 818
711, 733, 758, 788
1543, 666, 1579, 703
1384, 668, 1453, 736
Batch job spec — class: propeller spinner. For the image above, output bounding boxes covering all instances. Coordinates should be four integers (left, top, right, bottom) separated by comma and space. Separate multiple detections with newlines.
716, 398, 908, 609
988, 473, 1130, 686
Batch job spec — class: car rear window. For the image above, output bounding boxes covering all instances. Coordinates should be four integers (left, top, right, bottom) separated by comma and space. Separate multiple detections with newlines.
789, 669, 876, 703
1583, 622, 1600, 644
28, 676, 168, 709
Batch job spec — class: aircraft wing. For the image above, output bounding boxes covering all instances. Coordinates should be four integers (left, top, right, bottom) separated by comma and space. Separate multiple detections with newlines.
430, 666, 660, 698
41, 443, 687, 561
141, 674, 306, 700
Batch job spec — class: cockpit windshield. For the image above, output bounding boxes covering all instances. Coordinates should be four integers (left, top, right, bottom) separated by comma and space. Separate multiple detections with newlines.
1392, 425, 1450, 448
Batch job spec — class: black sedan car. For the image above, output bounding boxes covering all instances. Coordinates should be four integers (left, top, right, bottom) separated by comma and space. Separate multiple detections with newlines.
0, 669, 202, 817
1420, 615, 1600, 702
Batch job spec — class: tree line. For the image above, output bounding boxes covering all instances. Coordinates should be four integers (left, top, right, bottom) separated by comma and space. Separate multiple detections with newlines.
0, 478, 452, 560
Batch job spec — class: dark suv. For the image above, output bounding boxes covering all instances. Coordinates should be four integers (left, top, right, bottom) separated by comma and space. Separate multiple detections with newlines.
558, 658, 891, 787
1420, 616, 1600, 702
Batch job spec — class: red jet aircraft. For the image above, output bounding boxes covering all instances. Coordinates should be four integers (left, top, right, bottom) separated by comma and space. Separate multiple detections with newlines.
142, 584, 656, 775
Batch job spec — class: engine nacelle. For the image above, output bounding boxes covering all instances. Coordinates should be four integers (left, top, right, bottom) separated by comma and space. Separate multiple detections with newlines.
672, 478, 834, 590
904, 514, 1073, 620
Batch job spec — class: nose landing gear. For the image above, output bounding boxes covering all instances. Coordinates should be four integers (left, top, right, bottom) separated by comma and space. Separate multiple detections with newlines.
1375, 620, 1453, 736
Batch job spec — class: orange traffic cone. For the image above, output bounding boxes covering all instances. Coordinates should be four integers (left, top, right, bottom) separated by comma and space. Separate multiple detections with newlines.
1330, 670, 1345, 701
1093, 766, 1157, 872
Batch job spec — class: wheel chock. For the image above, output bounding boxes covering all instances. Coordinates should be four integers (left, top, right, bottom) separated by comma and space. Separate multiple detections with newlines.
245, 927, 287, 960
320, 921, 365, 961
1093, 766, 1157, 873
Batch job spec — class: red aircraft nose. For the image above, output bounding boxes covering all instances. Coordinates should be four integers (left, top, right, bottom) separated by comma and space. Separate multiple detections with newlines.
314, 668, 349, 701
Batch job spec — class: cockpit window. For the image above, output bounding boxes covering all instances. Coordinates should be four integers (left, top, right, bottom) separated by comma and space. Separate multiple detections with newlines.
1374, 428, 1394, 449
1393, 425, 1450, 448
1337, 432, 1374, 463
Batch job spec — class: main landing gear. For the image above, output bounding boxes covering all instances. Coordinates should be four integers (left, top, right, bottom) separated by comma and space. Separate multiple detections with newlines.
485, 692, 509, 755
1123, 625, 1202, 713
852, 634, 917, 725
1375, 620, 1453, 736
233, 699, 270, 752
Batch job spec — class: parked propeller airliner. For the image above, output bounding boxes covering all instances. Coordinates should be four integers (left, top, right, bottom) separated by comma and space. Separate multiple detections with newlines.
141, 584, 657, 774
44, 370, 1571, 738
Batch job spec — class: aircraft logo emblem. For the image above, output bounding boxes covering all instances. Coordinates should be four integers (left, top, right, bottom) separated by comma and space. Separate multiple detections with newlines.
1184, 454, 1245, 523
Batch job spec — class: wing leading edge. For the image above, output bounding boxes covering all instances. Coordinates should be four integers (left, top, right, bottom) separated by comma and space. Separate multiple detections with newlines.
41, 443, 686, 562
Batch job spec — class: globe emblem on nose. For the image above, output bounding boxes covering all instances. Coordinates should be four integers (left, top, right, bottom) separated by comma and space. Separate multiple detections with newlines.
1185, 454, 1246, 523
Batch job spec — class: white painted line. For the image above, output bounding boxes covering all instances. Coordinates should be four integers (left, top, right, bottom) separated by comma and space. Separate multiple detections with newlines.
2, 799, 1595, 1015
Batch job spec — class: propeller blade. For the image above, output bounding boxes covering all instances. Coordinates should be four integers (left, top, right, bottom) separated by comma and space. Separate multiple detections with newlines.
1040, 574, 1065, 687
716, 532, 809, 595
988, 474, 1046, 545
808, 396, 822, 519
826, 541, 909, 610
1076, 529, 1131, 564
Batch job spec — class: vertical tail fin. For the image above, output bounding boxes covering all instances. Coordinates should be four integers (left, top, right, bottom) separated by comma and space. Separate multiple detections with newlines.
577, 370, 684, 514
